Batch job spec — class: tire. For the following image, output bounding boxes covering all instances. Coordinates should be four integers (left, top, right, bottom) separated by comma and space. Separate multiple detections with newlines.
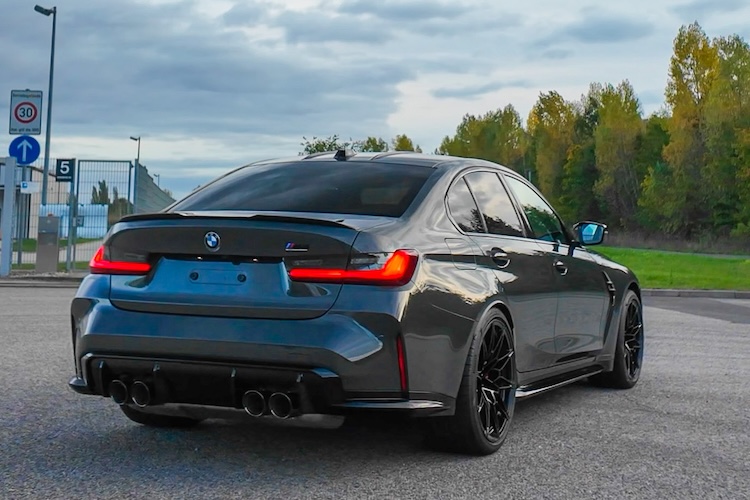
591, 289, 644, 389
426, 310, 517, 456
119, 405, 203, 428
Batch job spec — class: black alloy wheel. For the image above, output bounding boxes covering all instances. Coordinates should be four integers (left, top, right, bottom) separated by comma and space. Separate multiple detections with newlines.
591, 290, 644, 389
623, 298, 644, 381
427, 310, 517, 455
476, 318, 515, 443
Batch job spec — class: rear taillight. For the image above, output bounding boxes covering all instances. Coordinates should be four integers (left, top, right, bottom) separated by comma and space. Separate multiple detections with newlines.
89, 246, 151, 275
288, 249, 419, 286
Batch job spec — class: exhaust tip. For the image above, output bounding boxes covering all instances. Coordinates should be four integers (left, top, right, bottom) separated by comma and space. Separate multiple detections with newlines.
130, 381, 151, 408
109, 380, 129, 406
268, 392, 293, 419
242, 390, 266, 417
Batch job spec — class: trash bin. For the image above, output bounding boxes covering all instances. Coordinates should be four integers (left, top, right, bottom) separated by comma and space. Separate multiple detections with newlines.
36, 215, 60, 273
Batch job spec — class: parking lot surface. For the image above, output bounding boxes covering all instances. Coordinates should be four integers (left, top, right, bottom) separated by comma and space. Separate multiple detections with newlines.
0, 288, 748, 499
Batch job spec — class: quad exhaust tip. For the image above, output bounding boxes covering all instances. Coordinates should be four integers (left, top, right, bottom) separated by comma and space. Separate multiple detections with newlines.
268, 392, 293, 419
243, 391, 294, 419
130, 381, 152, 408
109, 380, 129, 406
242, 390, 266, 417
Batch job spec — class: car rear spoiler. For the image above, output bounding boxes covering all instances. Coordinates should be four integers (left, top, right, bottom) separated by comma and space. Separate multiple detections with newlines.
118, 211, 355, 230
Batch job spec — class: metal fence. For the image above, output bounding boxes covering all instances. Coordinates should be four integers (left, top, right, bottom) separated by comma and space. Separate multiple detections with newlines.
9, 157, 71, 270
67, 160, 134, 269
8, 158, 175, 272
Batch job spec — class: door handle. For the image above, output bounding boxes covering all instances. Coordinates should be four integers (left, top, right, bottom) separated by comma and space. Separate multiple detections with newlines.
554, 260, 568, 276
490, 248, 511, 269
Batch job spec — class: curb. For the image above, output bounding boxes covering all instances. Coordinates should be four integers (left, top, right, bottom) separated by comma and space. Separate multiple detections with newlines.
0, 276, 748, 298
5, 276, 85, 282
0, 280, 80, 288
0, 274, 85, 288
640, 289, 750, 299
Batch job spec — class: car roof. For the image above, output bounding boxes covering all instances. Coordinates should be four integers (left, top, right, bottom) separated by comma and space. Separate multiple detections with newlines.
249, 150, 520, 175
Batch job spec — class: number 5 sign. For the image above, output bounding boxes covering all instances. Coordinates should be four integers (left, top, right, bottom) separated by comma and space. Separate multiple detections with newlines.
9, 90, 43, 135
56, 158, 76, 183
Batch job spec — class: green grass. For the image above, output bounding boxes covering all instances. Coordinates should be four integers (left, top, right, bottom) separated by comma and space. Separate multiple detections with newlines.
12, 238, 99, 252
13, 239, 37, 252
596, 246, 750, 290
11, 261, 89, 272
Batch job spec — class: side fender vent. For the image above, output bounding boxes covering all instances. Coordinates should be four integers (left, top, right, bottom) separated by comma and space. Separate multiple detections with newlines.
603, 271, 616, 307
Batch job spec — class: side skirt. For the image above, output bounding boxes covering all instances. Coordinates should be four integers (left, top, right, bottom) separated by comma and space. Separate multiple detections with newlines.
515, 366, 603, 400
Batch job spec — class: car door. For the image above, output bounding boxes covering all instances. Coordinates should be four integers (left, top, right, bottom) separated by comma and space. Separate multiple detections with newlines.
503, 174, 610, 359
448, 170, 559, 372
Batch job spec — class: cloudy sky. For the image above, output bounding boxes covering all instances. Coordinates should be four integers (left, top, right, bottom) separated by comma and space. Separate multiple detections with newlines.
1, 0, 748, 198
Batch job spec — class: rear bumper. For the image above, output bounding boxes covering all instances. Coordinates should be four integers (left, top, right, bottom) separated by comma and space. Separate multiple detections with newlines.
71, 354, 345, 413
70, 276, 454, 417
68, 354, 448, 417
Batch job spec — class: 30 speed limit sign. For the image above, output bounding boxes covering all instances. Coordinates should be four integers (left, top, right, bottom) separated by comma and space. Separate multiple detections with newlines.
9, 90, 43, 135
15, 102, 38, 123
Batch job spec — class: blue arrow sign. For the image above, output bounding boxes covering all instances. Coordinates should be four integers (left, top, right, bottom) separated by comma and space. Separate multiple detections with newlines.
8, 135, 41, 165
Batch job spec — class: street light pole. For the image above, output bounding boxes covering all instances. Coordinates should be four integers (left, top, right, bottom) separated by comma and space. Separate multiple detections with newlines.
130, 136, 141, 167
154, 173, 160, 187
130, 136, 141, 213
35, 5, 57, 207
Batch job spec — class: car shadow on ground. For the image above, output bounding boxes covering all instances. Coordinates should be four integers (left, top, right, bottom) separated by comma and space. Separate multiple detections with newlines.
64, 381, 601, 466
18, 381, 613, 494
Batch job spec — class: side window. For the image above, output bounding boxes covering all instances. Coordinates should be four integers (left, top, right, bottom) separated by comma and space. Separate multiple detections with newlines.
447, 178, 485, 233
464, 172, 525, 238
504, 176, 569, 244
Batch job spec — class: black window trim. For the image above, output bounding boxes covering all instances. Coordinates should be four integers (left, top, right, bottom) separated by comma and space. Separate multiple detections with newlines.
501, 172, 575, 245
445, 167, 532, 239
490, 171, 530, 239
445, 175, 488, 234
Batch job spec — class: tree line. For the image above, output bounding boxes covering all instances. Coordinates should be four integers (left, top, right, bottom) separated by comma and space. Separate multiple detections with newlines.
301, 133, 422, 155
91, 180, 133, 227
302, 23, 750, 242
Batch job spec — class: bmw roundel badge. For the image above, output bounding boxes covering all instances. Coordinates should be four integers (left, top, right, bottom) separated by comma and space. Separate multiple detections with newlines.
204, 231, 221, 252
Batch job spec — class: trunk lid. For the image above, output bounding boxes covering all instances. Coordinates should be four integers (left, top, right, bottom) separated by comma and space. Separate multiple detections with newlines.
107, 212, 387, 319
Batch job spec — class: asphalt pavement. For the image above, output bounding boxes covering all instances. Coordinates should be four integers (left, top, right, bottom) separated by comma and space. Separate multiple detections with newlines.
0, 288, 748, 500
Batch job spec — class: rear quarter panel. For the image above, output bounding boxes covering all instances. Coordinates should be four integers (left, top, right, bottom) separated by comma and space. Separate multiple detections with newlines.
363, 165, 502, 401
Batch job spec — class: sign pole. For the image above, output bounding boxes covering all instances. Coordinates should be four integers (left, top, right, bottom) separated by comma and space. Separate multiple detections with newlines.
72, 160, 81, 266
1, 157, 18, 277
16, 166, 23, 267
65, 160, 78, 272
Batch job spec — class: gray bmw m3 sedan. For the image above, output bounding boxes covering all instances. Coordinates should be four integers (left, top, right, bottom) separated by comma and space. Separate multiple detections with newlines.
68, 150, 644, 455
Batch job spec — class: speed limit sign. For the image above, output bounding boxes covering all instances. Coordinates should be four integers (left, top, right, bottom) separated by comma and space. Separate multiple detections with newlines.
9, 90, 43, 135
15, 102, 38, 123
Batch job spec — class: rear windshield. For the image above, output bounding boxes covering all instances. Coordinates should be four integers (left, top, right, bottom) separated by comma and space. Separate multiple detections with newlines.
170, 161, 435, 217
